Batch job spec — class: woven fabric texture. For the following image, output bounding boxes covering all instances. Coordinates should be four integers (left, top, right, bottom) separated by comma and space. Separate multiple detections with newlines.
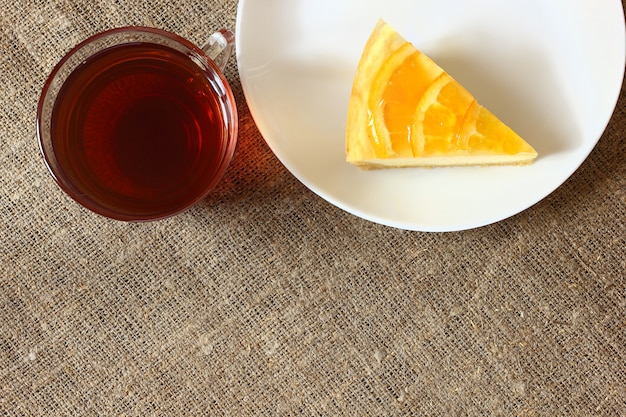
1, 1, 624, 416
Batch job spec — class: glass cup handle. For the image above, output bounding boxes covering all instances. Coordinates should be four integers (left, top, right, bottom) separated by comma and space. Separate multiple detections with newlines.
201, 29, 235, 71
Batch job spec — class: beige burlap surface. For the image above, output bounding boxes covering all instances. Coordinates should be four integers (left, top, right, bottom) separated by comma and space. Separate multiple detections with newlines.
1, 1, 625, 415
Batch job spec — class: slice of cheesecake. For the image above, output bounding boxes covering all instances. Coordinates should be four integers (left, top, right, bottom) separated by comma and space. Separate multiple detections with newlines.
346, 19, 537, 169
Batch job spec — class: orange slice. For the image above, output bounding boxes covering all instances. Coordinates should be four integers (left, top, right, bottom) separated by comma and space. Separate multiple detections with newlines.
346, 19, 538, 168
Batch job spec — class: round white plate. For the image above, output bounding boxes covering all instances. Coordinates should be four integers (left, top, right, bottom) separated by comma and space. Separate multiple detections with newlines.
236, 0, 625, 232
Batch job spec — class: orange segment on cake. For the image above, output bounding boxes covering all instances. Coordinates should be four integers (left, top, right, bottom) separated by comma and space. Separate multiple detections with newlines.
346, 19, 538, 168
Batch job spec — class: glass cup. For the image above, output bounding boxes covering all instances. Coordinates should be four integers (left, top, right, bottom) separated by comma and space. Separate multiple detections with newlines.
37, 27, 238, 221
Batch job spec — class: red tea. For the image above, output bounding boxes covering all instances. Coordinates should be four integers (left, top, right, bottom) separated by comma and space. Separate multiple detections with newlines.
50, 42, 229, 218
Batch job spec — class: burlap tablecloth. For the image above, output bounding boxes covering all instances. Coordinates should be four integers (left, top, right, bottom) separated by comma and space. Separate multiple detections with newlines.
1, 1, 624, 415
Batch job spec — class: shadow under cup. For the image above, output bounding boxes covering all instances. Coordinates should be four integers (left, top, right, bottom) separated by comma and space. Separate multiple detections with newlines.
37, 27, 238, 221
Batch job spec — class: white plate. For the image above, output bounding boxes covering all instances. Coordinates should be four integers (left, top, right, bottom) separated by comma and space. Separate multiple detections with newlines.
236, 0, 625, 232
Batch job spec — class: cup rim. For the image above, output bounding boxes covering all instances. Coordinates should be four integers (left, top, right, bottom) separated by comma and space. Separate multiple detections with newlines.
36, 26, 238, 222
